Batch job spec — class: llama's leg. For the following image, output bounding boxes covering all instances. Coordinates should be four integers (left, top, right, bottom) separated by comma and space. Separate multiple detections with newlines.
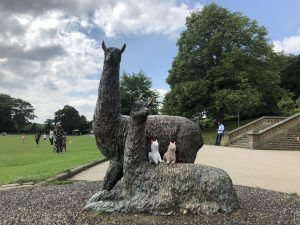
102, 158, 123, 191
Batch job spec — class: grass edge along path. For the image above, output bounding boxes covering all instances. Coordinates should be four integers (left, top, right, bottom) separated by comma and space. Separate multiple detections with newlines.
0, 134, 104, 185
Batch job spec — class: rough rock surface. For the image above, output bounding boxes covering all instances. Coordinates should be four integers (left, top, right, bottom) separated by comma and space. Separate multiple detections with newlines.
85, 163, 239, 215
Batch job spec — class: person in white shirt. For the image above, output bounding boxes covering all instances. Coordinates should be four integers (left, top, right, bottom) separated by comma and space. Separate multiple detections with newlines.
215, 122, 225, 145
49, 129, 54, 145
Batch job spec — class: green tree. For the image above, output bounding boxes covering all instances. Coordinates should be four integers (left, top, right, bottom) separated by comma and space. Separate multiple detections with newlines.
0, 93, 36, 132
44, 119, 54, 132
162, 3, 285, 121
54, 105, 81, 134
281, 55, 300, 100
12, 98, 36, 131
120, 71, 160, 115
79, 115, 91, 134
0, 94, 14, 132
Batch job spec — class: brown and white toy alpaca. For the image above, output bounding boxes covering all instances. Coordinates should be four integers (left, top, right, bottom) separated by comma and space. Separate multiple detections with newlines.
163, 141, 176, 164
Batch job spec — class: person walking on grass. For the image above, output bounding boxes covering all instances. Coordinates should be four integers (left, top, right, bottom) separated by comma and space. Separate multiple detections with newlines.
215, 121, 225, 145
35, 130, 41, 148
21, 133, 26, 143
49, 128, 54, 145
54, 123, 64, 153
62, 132, 67, 152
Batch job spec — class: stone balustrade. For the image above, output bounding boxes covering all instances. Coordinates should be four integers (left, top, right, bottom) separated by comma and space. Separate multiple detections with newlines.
222, 116, 286, 146
248, 113, 300, 149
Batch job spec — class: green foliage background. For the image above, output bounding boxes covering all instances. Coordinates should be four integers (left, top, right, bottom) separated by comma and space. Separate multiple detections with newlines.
120, 71, 160, 115
162, 3, 287, 121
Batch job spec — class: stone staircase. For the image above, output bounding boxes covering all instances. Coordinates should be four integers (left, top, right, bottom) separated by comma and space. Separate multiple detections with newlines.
229, 136, 248, 148
228, 121, 283, 148
223, 114, 300, 150
264, 129, 300, 150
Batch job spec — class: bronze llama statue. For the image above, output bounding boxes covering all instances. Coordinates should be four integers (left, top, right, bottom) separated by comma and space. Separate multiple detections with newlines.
93, 41, 203, 191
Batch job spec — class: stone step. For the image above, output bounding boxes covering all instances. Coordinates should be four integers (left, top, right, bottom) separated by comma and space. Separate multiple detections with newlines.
265, 132, 300, 150
264, 147, 300, 150
230, 143, 249, 148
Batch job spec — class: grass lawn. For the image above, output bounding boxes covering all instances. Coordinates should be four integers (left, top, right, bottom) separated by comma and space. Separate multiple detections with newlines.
0, 134, 103, 185
203, 118, 257, 145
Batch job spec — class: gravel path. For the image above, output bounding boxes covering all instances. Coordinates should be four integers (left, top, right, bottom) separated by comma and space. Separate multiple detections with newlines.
0, 181, 299, 225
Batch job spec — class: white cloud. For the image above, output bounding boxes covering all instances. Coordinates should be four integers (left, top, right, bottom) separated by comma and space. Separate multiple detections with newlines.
152, 88, 169, 103
0, 1, 202, 123
0, 10, 102, 123
273, 35, 300, 54
93, 0, 202, 37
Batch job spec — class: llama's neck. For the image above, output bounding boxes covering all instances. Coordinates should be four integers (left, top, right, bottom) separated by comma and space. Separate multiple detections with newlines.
94, 63, 121, 135
123, 118, 147, 178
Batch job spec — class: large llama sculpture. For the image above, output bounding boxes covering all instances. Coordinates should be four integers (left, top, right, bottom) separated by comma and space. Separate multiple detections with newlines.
93, 41, 203, 191
86, 99, 238, 215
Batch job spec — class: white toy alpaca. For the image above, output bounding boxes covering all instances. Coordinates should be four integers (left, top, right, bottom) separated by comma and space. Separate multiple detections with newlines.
163, 141, 176, 164
148, 140, 163, 164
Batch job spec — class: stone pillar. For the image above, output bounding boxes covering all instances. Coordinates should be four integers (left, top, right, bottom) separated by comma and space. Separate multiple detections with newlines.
222, 133, 230, 146
248, 131, 261, 149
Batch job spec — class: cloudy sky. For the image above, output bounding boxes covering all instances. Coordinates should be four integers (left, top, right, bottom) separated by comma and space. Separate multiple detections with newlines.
0, 0, 300, 123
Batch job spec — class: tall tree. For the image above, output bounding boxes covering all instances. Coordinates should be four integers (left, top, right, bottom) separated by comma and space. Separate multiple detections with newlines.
54, 105, 81, 133
281, 55, 300, 100
44, 119, 54, 131
0, 93, 36, 132
79, 115, 91, 134
0, 94, 14, 132
12, 98, 36, 131
162, 3, 285, 121
120, 71, 160, 115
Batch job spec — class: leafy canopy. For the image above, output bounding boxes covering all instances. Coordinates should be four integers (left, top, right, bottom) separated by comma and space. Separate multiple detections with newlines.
120, 71, 160, 115
0, 93, 36, 132
53, 106, 91, 134
54, 105, 81, 133
162, 3, 285, 121
281, 55, 300, 100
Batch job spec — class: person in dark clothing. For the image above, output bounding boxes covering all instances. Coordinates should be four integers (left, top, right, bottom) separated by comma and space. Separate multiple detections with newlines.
54, 124, 64, 153
35, 130, 41, 148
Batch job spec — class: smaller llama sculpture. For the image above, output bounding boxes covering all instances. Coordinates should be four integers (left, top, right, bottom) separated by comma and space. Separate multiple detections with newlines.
163, 141, 176, 164
148, 140, 163, 164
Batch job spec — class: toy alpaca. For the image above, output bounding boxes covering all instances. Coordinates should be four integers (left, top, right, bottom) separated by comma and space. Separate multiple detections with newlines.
148, 140, 163, 164
163, 141, 176, 164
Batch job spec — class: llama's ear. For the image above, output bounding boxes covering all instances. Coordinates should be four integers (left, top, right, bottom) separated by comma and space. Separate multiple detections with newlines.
102, 41, 107, 52
120, 43, 126, 54
151, 140, 153, 143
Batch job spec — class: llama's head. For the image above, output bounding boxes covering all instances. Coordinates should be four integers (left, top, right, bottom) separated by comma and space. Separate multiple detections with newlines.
130, 99, 150, 124
102, 41, 126, 66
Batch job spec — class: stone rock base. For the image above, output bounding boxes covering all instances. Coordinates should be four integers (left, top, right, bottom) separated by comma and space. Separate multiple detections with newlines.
85, 163, 239, 215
